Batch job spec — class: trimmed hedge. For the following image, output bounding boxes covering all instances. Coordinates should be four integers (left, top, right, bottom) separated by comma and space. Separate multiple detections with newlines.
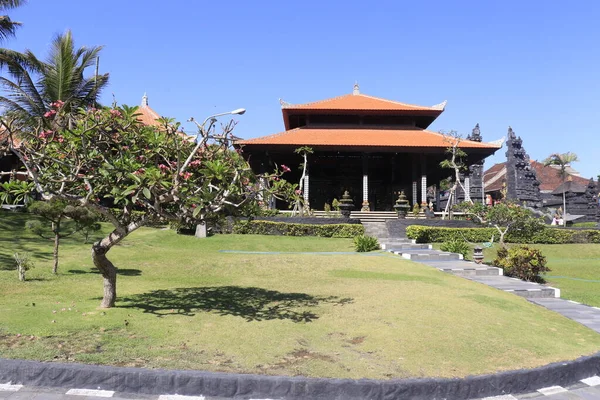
233, 220, 364, 238
406, 225, 600, 244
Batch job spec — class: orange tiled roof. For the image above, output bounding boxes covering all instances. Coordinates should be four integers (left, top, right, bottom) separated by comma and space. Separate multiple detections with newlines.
283, 93, 445, 112
136, 104, 194, 142
238, 127, 501, 149
136, 104, 162, 127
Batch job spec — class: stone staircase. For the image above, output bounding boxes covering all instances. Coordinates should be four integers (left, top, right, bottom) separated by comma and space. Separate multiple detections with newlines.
378, 236, 560, 300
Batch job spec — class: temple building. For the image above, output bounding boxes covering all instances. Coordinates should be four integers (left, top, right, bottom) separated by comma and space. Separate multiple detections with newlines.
484, 128, 599, 222
237, 85, 502, 211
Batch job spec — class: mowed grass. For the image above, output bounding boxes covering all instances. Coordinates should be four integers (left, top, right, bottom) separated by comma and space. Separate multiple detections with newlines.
483, 244, 600, 307
1, 212, 600, 379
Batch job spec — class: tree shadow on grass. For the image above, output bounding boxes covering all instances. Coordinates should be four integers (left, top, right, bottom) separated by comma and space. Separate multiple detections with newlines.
0, 247, 52, 271
120, 286, 353, 323
68, 268, 142, 276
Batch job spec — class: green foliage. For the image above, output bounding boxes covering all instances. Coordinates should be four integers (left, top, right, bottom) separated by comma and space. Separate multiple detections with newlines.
572, 222, 598, 228
456, 201, 545, 245
440, 238, 470, 259
13, 252, 33, 281
492, 246, 550, 283
0, 30, 109, 127
233, 220, 364, 238
332, 198, 340, 211
353, 235, 379, 252
412, 203, 420, 216
0, 180, 34, 205
406, 225, 600, 244
0, 0, 25, 42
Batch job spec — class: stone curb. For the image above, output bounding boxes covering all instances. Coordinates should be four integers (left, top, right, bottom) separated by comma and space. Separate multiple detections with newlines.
2, 353, 600, 400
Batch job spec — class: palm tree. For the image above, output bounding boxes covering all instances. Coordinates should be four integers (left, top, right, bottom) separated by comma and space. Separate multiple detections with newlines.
0, 0, 25, 42
543, 152, 579, 226
0, 30, 109, 127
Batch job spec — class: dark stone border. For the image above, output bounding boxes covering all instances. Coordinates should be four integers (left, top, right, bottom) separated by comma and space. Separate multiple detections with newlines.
254, 216, 362, 225
2, 353, 600, 399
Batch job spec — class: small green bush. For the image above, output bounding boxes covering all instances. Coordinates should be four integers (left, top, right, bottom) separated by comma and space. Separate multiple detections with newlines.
354, 235, 379, 252
412, 203, 420, 216
233, 220, 364, 238
492, 246, 549, 283
440, 238, 470, 259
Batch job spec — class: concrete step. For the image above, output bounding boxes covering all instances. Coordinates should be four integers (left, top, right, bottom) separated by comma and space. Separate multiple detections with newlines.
437, 265, 503, 277
508, 287, 559, 299
382, 243, 432, 251
389, 250, 463, 261
380, 238, 414, 244
465, 275, 561, 299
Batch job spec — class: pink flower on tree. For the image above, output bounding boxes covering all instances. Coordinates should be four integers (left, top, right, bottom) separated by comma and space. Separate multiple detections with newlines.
295, 189, 302, 195
281, 164, 291, 173
38, 130, 53, 139
179, 171, 192, 180
50, 100, 65, 109
110, 109, 122, 118
43, 110, 57, 118
158, 164, 169, 171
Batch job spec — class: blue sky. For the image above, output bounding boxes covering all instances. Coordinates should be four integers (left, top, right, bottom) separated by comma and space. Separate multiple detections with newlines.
7, 0, 600, 179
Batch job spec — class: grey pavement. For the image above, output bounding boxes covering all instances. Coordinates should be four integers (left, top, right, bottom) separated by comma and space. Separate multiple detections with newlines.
3, 381, 600, 399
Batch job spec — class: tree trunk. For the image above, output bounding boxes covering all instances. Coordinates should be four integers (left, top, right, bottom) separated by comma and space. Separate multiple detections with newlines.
92, 244, 117, 308
52, 222, 59, 274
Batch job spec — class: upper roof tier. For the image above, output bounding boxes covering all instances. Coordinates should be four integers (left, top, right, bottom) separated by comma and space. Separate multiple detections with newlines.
280, 86, 446, 130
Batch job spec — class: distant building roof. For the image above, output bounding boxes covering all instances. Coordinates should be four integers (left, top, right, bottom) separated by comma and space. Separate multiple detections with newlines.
484, 160, 590, 193
137, 94, 193, 142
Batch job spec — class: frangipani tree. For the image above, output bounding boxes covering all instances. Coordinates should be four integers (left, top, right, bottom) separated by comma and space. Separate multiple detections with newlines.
543, 152, 579, 226
440, 131, 472, 219
0, 103, 282, 307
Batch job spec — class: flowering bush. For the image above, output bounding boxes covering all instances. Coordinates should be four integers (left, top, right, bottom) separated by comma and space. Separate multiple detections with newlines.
492, 246, 549, 283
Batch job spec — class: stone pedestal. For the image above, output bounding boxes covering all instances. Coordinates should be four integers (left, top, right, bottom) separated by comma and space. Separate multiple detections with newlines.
195, 223, 207, 238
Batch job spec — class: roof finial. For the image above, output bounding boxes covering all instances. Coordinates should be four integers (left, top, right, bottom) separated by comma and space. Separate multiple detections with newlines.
141, 92, 148, 107
353, 82, 360, 95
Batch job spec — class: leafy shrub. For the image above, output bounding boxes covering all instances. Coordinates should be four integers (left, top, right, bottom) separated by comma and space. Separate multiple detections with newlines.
354, 235, 379, 252
14, 252, 34, 281
233, 220, 364, 238
406, 225, 600, 244
492, 246, 549, 283
412, 203, 420, 216
440, 239, 470, 259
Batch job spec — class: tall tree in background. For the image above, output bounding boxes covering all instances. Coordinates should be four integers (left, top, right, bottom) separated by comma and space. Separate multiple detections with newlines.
543, 152, 579, 226
0, 0, 25, 42
0, 29, 108, 128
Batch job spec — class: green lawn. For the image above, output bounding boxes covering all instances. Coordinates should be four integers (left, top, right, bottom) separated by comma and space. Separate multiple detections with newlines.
483, 244, 600, 307
2, 211, 600, 380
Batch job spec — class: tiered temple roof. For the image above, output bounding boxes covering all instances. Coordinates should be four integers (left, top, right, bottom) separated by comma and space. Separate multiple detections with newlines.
239, 86, 502, 153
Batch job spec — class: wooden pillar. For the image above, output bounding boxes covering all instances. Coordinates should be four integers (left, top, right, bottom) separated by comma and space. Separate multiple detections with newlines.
362, 154, 369, 211
435, 182, 441, 212
412, 155, 418, 206
420, 155, 427, 205
304, 160, 310, 207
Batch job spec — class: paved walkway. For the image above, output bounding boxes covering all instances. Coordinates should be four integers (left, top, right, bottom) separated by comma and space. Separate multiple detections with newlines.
3, 379, 600, 400
414, 258, 600, 335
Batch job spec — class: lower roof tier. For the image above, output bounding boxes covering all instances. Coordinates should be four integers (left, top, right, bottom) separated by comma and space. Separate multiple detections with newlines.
237, 126, 502, 152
